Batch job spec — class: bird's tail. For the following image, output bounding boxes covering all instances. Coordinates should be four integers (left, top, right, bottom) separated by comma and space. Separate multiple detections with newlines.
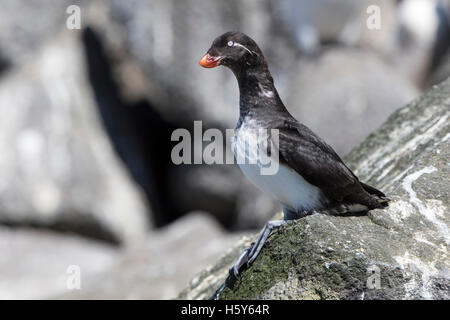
326, 182, 390, 216
361, 182, 390, 208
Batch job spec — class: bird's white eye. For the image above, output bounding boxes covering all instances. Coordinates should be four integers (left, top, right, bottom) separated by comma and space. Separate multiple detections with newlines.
227, 41, 234, 47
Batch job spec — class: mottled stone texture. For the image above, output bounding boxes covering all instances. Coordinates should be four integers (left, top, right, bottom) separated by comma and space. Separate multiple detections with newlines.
179, 78, 450, 300
0, 32, 150, 244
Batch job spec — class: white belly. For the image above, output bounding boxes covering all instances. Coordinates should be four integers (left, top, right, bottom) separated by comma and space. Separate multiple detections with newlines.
232, 125, 323, 212
238, 162, 322, 212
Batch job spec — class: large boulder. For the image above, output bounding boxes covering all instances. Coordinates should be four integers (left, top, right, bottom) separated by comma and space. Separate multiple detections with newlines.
179, 77, 450, 300
168, 164, 281, 229
56, 212, 244, 299
0, 212, 243, 299
0, 226, 118, 299
283, 48, 418, 155
0, 0, 75, 69
0, 31, 150, 244
273, 0, 397, 52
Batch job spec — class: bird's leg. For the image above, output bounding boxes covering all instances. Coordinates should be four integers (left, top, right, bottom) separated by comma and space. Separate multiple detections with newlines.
229, 220, 285, 278
283, 206, 313, 219
212, 220, 284, 299
282, 206, 298, 220
211, 207, 305, 299
229, 206, 304, 278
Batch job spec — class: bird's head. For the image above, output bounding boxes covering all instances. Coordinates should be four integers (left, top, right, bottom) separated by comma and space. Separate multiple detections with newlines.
199, 31, 265, 73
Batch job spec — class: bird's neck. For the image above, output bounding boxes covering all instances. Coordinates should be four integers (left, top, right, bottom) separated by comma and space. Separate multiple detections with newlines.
233, 66, 286, 119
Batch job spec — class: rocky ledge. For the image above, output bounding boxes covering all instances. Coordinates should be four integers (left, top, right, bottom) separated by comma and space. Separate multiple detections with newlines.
179, 77, 450, 300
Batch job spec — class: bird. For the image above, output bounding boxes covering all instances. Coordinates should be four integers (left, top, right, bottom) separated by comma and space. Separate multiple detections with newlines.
199, 31, 389, 281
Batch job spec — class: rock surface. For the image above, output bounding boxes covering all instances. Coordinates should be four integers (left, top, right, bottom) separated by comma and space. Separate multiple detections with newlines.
168, 164, 281, 229
0, 226, 118, 299
0, 212, 242, 300
284, 48, 418, 155
274, 0, 397, 52
0, 31, 150, 244
57, 212, 244, 299
179, 77, 450, 300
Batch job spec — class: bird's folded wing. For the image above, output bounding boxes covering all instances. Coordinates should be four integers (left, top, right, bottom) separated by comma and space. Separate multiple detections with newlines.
272, 120, 360, 202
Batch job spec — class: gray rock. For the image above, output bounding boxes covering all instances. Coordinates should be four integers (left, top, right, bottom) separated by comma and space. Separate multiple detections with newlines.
393, 0, 449, 86
0, 227, 118, 299
168, 164, 280, 229
168, 165, 242, 227
0, 31, 150, 244
273, 0, 373, 52
273, 0, 446, 88
283, 48, 419, 155
58, 212, 245, 299
179, 77, 450, 300
0, 0, 73, 69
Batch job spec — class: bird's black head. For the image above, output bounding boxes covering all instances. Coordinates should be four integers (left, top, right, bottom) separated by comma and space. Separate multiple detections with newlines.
199, 31, 266, 73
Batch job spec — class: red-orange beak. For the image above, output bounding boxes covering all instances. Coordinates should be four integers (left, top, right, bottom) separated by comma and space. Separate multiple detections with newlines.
199, 53, 221, 68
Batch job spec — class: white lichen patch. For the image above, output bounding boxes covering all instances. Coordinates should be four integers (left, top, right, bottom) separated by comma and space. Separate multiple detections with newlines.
354, 109, 448, 182
376, 163, 396, 182
426, 199, 446, 217
403, 115, 448, 152
442, 133, 450, 143
402, 166, 449, 243
394, 252, 440, 299
384, 199, 416, 223
391, 165, 414, 184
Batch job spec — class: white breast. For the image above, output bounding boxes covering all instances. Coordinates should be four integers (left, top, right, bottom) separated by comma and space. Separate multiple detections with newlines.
232, 124, 323, 212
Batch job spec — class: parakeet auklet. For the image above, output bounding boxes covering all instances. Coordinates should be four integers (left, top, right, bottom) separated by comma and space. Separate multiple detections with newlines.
199, 31, 389, 280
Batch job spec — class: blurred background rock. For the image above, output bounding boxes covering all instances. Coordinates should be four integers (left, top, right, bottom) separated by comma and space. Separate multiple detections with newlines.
0, 0, 448, 299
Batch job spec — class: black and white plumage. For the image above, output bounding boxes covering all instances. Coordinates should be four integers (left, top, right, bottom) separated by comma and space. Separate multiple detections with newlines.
201, 31, 388, 217
199, 31, 389, 287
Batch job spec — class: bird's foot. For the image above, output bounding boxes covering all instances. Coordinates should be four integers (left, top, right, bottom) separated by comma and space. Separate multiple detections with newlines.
229, 220, 285, 279
210, 220, 285, 299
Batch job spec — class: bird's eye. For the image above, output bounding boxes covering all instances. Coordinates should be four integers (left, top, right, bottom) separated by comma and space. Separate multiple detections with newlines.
227, 41, 234, 47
